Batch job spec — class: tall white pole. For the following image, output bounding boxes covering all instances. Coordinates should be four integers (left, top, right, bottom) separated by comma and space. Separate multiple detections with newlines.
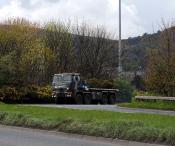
118, 0, 122, 73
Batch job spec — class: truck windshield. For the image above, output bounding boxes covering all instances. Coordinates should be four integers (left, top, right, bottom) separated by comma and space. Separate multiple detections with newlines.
53, 75, 71, 83
53, 75, 71, 86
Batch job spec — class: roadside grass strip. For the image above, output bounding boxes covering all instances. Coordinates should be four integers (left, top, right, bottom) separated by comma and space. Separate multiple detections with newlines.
0, 104, 175, 145
119, 100, 175, 111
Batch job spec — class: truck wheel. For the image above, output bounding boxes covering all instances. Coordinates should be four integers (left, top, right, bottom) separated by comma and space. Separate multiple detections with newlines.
102, 94, 108, 104
56, 97, 65, 104
55, 97, 59, 104
56, 97, 61, 104
84, 94, 92, 104
75, 94, 83, 104
109, 94, 116, 104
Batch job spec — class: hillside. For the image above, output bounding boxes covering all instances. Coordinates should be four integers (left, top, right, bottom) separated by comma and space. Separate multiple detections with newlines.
121, 31, 161, 72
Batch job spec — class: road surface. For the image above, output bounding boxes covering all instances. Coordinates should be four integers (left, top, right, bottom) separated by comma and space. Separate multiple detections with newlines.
0, 125, 118, 146
0, 125, 165, 146
30, 105, 175, 116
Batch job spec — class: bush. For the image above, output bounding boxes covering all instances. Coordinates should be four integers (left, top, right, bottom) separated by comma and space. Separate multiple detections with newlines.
87, 78, 102, 88
21, 85, 53, 103
87, 78, 114, 88
132, 75, 145, 90
0, 56, 12, 86
0, 85, 53, 104
101, 80, 114, 88
36, 86, 53, 103
0, 71, 9, 86
0, 87, 23, 103
37, 86, 52, 99
88, 78, 133, 102
114, 79, 133, 102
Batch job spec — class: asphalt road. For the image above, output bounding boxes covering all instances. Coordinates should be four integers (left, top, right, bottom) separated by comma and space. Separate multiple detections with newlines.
0, 126, 121, 146
31, 104, 175, 116
0, 125, 166, 146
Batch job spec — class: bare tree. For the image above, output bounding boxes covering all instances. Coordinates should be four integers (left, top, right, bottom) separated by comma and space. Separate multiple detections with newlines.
73, 22, 117, 78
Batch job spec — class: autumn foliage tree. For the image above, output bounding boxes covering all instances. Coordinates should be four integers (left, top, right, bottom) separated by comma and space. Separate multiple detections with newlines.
0, 18, 55, 85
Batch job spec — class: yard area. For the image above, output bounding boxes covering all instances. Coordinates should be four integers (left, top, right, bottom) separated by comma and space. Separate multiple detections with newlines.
0, 104, 175, 145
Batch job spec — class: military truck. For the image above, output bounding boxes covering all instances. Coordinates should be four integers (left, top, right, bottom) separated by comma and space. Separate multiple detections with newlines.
52, 73, 119, 104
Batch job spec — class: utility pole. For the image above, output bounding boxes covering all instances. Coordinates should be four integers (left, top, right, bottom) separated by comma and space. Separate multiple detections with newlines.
118, 0, 122, 74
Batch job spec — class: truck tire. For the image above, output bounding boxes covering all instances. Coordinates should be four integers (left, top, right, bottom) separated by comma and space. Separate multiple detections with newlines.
75, 94, 83, 104
56, 96, 65, 104
84, 94, 92, 104
109, 94, 116, 104
55, 97, 59, 104
56, 97, 62, 104
102, 94, 108, 104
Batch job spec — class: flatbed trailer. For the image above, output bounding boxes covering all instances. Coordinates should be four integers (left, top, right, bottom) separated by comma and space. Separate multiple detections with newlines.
52, 73, 119, 104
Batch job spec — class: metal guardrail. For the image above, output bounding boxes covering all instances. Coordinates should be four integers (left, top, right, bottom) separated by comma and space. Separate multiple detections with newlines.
135, 96, 175, 101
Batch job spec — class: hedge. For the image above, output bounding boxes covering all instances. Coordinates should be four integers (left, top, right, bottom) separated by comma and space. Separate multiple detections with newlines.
0, 85, 54, 104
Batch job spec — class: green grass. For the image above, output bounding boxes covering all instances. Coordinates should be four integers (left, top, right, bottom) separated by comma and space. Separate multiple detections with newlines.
119, 100, 175, 111
0, 104, 175, 145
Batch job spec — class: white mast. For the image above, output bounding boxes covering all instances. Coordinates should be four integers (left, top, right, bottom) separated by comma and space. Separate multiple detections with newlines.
118, 0, 122, 73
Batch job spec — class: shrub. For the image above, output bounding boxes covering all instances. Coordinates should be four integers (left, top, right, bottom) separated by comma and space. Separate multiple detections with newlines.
101, 80, 114, 88
0, 87, 23, 103
37, 85, 52, 99
87, 78, 102, 88
0, 85, 53, 104
21, 85, 53, 103
0, 71, 9, 86
132, 75, 145, 90
114, 79, 133, 102
87, 78, 114, 88
0, 56, 13, 86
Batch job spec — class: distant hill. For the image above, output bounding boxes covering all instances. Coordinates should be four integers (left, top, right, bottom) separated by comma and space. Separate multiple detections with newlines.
121, 31, 161, 72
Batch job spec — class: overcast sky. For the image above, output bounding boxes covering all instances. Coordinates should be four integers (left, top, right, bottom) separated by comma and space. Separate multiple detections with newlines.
0, 0, 175, 38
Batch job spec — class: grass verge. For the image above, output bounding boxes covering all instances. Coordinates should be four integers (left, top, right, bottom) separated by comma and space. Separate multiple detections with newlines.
119, 100, 175, 111
0, 104, 175, 145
